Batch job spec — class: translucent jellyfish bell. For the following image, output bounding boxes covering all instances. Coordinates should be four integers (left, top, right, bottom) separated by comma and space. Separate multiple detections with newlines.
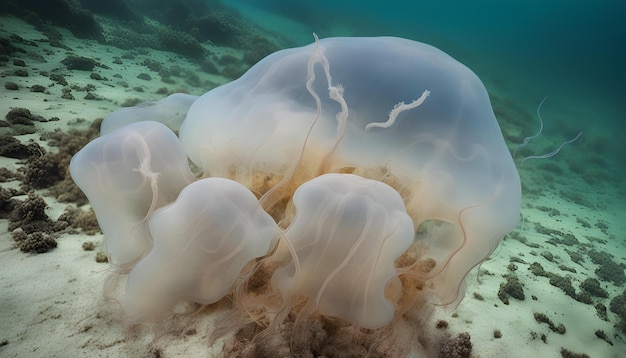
272, 173, 414, 329
69, 121, 195, 270
124, 178, 280, 320
100, 93, 199, 135
180, 36, 521, 306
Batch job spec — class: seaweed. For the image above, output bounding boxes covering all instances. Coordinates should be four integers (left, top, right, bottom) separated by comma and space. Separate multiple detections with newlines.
529, 262, 549, 277
8, 192, 53, 233
438, 332, 472, 358
57, 206, 101, 235
559, 348, 590, 358
565, 249, 584, 265
548, 275, 576, 300
595, 221, 609, 235
11, 229, 57, 253
530, 262, 590, 303
498, 273, 525, 304
0, 186, 20, 218
536, 205, 560, 217
533, 312, 566, 334
595, 303, 608, 321
509, 231, 541, 248
594, 330, 613, 346
558, 265, 576, 274
580, 278, 608, 298
576, 217, 591, 228
540, 251, 554, 262
0, 136, 41, 159
609, 291, 626, 334
588, 250, 625, 285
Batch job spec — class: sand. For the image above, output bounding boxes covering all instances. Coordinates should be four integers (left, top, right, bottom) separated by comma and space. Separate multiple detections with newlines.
0, 13, 624, 358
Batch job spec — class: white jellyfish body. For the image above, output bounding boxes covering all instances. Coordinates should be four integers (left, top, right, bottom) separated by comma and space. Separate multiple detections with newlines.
70, 36, 521, 340
69, 121, 195, 270
272, 173, 414, 329
125, 178, 280, 320
100, 93, 199, 135
180, 36, 521, 306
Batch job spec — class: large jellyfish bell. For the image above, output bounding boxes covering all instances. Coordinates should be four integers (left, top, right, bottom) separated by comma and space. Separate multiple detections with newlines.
179, 36, 521, 308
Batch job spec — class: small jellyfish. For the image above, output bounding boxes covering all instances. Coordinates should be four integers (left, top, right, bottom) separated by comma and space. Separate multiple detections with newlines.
70, 121, 195, 270
124, 178, 280, 321
271, 173, 414, 329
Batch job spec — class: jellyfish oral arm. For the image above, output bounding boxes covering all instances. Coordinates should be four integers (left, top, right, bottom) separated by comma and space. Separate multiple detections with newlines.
365, 89, 431, 130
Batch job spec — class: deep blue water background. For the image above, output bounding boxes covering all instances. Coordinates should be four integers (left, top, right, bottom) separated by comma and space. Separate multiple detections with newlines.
224, 0, 626, 164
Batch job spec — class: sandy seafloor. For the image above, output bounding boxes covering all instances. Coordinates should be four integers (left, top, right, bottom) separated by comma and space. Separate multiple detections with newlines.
0, 11, 625, 358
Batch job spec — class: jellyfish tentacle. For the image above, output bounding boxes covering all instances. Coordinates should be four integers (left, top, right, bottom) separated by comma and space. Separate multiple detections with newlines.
313, 209, 373, 309
127, 135, 161, 266
513, 96, 547, 158
259, 33, 352, 209
259, 33, 326, 211
520, 131, 582, 164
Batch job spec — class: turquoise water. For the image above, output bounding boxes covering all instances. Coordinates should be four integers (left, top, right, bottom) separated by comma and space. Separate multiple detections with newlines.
226, 0, 626, 163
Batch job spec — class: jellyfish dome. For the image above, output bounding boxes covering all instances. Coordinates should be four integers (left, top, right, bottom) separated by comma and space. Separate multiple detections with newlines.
180, 36, 521, 306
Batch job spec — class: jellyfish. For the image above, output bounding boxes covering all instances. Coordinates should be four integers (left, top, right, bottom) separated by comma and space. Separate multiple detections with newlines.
70, 36, 521, 353
124, 177, 280, 321
180, 36, 521, 312
100, 93, 199, 135
70, 121, 195, 270
270, 173, 414, 330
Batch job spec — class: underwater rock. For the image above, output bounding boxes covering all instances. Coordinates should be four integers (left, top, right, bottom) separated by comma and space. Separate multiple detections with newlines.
12, 229, 57, 254
3, 0, 105, 42
4, 82, 18, 90
61, 55, 96, 71
439, 332, 472, 358
498, 273, 525, 304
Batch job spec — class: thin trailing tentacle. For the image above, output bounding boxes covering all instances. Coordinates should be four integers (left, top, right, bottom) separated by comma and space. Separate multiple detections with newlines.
259, 33, 352, 206
313, 213, 373, 310
513, 97, 583, 164
513, 96, 547, 158
520, 131, 582, 164
258, 33, 325, 210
